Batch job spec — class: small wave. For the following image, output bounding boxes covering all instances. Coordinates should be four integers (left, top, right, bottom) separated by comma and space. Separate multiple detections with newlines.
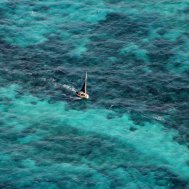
153, 115, 164, 121
69, 96, 82, 100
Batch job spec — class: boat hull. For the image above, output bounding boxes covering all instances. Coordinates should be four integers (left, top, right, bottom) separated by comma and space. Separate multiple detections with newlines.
76, 91, 89, 99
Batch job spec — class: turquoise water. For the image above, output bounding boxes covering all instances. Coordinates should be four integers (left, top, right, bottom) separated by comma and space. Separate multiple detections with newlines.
0, 0, 189, 188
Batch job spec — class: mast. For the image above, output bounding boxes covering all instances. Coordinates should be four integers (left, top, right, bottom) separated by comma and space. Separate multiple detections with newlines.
85, 72, 87, 93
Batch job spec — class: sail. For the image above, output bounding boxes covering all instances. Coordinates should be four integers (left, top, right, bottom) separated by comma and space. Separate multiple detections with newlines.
80, 72, 87, 93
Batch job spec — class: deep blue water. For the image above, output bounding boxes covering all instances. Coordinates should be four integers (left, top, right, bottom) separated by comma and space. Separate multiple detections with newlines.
0, 0, 189, 188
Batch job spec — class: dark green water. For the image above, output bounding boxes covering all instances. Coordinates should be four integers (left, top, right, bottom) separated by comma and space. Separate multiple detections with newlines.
0, 0, 189, 188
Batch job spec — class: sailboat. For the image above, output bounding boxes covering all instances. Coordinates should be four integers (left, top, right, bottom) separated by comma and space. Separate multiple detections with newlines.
76, 72, 89, 99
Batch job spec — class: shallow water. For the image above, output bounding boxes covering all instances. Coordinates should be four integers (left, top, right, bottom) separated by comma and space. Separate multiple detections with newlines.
0, 0, 189, 189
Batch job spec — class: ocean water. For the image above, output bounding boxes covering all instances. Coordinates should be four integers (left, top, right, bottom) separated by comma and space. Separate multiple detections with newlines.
0, 0, 189, 188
